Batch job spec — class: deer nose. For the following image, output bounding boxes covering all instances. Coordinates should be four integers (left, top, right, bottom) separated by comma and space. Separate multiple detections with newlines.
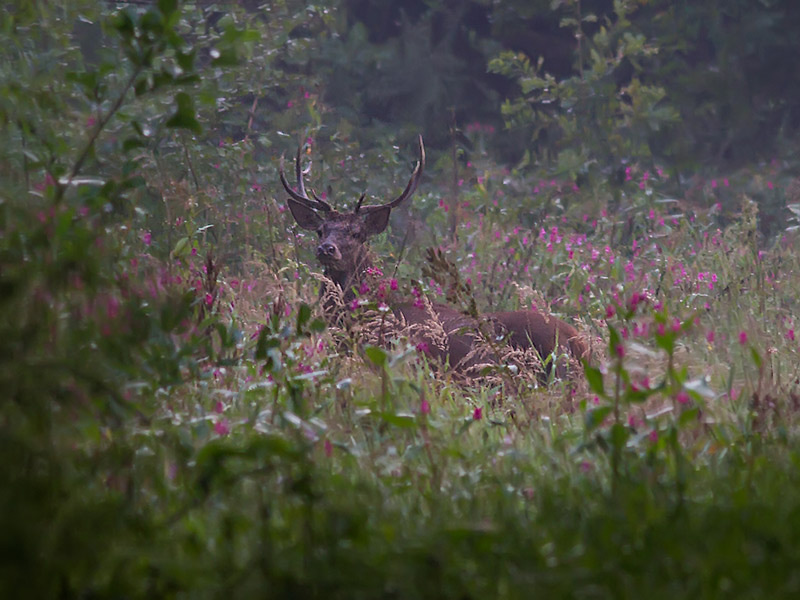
317, 242, 337, 257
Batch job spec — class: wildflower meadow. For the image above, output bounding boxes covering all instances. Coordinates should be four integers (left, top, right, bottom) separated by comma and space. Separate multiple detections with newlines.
3, 1, 800, 598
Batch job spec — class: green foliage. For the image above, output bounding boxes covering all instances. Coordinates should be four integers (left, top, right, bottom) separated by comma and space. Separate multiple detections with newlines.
488, 0, 678, 191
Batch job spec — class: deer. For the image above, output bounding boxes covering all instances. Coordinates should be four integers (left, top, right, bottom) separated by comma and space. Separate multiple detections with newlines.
280, 136, 588, 380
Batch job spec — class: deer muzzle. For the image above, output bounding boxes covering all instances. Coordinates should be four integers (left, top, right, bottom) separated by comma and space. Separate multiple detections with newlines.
316, 241, 342, 263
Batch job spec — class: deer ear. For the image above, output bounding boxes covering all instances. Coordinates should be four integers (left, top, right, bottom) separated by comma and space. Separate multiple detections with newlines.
287, 198, 323, 230
362, 206, 391, 236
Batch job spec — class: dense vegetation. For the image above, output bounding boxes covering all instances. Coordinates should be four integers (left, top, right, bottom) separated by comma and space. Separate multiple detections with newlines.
3, 1, 800, 597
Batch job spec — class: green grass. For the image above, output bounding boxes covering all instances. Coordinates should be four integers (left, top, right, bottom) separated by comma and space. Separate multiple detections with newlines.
6, 181, 800, 598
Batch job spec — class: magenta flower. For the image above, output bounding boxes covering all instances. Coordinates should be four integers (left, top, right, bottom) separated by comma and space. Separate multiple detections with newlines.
105, 296, 120, 319
739, 331, 748, 345
676, 391, 690, 405
473, 407, 482, 421
787, 329, 795, 342
420, 399, 430, 415
324, 439, 333, 457
214, 418, 230, 436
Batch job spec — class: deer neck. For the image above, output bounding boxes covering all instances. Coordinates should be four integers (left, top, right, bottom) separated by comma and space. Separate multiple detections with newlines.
322, 249, 373, 305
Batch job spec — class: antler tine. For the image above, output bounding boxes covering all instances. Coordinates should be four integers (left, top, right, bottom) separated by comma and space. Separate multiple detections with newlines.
310, 187, 332, 211
279, 147, 332, 212
353, 192, 367, 214
294, 147, 308, 198
359, 135, 425, 214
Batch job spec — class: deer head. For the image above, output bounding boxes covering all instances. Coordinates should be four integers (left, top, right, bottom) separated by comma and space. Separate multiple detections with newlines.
281, 136, 425, 291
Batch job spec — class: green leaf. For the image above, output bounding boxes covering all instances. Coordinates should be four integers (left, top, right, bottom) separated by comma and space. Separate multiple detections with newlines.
66, 71, 99, 98
165, 92, 202, 134
176, 48, 196, 71
113, 10, 135, 39
584, 363, 605, 396
211, 46, 240, 67
364, 345, 387, 367
122, 137, 146, 153
585, 405, 613, 431
749, 346, 762, 369
158, 0, 178, 17
296, 303, 311, 331
379, 412, 417, 428
609, 422, 629, 450
255, 329, 279, 360
607, 324, 622, 356
678, 407, 700, 426
171, 236, 189, 258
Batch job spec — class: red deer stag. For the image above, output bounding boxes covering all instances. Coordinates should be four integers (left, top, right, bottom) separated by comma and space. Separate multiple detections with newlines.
280, 136, 587, 379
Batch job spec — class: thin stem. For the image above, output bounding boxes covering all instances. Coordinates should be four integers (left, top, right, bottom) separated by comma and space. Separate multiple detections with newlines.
57, 64, 143, 203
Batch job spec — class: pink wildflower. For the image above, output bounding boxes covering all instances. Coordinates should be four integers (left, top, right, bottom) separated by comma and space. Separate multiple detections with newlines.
214, 419, 230, 436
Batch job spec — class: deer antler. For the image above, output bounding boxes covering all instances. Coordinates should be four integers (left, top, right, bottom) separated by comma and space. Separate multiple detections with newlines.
357, 135, 425, 214
279, 147, 332, 212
